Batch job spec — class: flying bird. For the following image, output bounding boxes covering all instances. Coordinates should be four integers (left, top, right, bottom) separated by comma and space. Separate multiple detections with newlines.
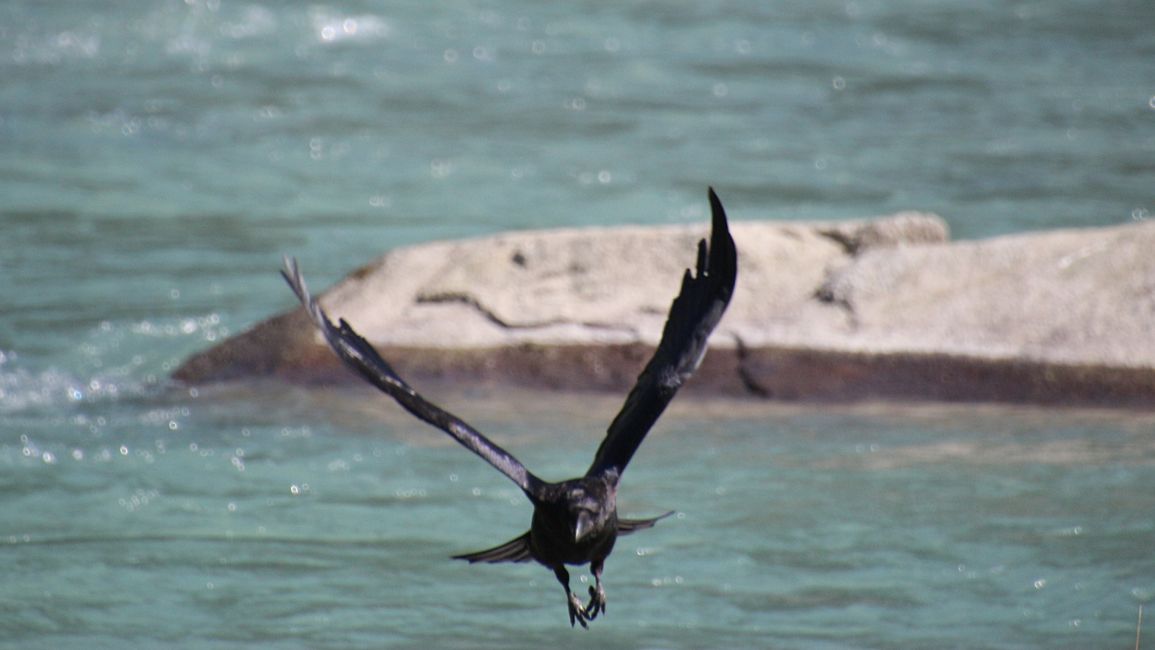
280, 188, 738, 628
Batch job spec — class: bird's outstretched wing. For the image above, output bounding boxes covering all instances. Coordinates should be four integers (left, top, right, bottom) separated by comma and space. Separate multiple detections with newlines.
586, 188, 738, 478
281, 257, 545, 497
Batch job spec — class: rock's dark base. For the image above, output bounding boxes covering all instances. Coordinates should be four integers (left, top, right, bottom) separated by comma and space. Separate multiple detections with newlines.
176, 334, 1155, 407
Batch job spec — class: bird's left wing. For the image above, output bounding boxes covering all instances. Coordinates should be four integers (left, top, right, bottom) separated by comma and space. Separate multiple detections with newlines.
586, 188, 738, 478
281, 257, 545, 497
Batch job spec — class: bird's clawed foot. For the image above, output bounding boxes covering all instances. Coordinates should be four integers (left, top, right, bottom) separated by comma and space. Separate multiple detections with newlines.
564, 584, 607, 628
557, 565, 607, 629
585, 583, 607, 620
566, 590, 591, 629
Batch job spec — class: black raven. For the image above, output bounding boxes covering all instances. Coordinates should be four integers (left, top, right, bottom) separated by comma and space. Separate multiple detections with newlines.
280, 188, 737, 628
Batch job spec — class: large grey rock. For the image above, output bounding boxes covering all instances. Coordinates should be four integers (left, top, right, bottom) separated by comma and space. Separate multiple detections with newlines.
173, 213, 1155, 405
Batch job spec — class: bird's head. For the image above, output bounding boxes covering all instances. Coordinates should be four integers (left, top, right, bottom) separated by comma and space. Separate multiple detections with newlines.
573, 507, 597, 543
567, 482, 613, 543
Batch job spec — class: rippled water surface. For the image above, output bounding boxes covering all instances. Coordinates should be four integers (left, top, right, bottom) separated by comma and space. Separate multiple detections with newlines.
2, 1, 1154, 648
4, 391, 1155, 649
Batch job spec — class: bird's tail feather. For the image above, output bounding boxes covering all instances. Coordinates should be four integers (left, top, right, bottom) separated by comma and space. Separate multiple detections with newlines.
453, 531, 533, 564
453, 512, 673, 564
618, 511, 675, 535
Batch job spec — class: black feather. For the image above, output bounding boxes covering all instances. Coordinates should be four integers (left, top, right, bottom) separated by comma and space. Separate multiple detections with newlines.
586, 187, 737, 478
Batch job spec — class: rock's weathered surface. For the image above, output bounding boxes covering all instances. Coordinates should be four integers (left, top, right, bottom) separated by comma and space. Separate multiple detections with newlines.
173, 213, 1155, 405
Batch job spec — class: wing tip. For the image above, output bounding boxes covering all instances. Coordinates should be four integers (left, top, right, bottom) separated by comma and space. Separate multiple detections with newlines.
707, 186, 724, 226
279, 256, 335, 337
705, 186, 737, 289
706, 187, 731, 244
280, 255, 305, 303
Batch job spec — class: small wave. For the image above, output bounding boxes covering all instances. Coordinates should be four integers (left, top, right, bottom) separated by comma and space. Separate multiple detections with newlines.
130, 312, 228, 342
0, 310, 231, 414
0, 350, 146, 414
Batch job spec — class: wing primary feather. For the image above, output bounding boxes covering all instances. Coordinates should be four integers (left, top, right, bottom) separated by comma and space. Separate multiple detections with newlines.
452, 531, 534, 564
587, 188, 738, 478
280, 257, 544, 497
618, 511, 675, 534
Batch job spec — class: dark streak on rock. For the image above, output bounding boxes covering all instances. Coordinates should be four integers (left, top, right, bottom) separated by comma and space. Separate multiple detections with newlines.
417, 292, 516, 328
733, 333, 772, 398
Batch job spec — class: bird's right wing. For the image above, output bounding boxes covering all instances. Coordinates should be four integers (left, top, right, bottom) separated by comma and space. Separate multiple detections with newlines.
586, 188, 738, 478
281, 257, 544, 497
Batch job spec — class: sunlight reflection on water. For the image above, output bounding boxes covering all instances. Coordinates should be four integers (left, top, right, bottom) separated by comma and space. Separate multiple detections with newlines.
3, 0, 1155, 646
2, 385, 1153, 647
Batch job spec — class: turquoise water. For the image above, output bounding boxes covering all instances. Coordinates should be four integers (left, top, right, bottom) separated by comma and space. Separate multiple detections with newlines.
2, 1, 1154, 647
4, 390, 1154, 648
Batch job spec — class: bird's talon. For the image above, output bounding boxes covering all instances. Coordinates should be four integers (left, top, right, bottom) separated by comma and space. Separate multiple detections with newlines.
567, 593, 590, 629
584, 584, 607, 620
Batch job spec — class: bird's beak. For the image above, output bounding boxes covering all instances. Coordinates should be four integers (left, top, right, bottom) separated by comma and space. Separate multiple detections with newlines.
574, 511, 594, 543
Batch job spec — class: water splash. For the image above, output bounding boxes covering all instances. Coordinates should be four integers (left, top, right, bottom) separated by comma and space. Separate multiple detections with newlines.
0, 352, 137, 414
